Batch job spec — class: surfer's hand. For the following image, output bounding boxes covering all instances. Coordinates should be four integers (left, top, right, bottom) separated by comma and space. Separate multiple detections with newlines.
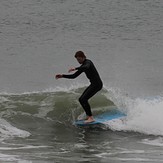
68, 68, 76, 73
55, 74, 63, 79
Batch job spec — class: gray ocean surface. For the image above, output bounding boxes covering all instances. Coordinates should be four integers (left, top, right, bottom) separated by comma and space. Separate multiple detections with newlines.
0, 0, 163, 162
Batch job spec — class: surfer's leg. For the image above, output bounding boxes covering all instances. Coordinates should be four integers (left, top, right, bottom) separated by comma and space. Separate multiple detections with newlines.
79, 87, 92, 117
79, 85, 101, 117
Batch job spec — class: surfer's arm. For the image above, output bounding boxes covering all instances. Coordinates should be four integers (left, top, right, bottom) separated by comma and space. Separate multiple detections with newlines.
62, 70, 82, 79
55, 68, 82, 79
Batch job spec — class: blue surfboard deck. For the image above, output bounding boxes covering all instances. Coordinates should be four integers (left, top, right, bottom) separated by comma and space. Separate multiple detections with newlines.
74, 111, 126, 126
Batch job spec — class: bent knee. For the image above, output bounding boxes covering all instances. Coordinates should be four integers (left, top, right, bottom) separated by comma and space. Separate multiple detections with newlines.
79, 97, 86, 104
79, 97, 83, 103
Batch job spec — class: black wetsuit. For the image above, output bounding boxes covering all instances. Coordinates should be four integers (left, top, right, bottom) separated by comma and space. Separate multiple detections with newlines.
62, 59, 103, 116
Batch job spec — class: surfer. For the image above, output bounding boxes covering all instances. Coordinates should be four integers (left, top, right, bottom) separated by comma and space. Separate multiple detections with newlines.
55, 51, 103, 123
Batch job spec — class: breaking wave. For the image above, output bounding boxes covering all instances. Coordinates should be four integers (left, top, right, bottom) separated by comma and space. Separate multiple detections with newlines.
0, 84, 163, 138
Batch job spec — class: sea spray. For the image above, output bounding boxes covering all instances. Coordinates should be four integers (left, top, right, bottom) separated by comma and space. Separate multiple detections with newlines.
104, 87, 163, 135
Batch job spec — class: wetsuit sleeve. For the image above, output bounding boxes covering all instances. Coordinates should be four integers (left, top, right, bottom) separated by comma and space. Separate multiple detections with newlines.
62, 70, 82, 79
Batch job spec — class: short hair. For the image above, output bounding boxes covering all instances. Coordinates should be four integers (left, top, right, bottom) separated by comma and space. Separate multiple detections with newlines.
74, 51, 86, 59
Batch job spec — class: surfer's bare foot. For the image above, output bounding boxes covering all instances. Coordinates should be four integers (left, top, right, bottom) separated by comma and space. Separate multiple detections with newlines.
78, 116, 89, 121
84, 116, 95, 123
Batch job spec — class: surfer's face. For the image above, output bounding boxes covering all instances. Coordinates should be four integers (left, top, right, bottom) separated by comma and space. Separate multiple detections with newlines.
76, 57, 85, 64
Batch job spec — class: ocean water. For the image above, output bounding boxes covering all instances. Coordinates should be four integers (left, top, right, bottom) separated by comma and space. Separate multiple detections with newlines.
0, 0, 163, 162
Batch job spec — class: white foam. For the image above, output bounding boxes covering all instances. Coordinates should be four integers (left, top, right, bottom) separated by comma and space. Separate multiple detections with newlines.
104, 86, 163, 135
44, 82, 87, 93
0, 118, 30, 139
0, 153, 19, 162
141, 137, 163, 147
0, 82, 87, 95
0, 145, 51, 150
124, 97, 163, 135
0, 96, 10, 103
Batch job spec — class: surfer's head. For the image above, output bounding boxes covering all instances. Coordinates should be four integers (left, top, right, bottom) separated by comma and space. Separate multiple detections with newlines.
75, 51, 86, 64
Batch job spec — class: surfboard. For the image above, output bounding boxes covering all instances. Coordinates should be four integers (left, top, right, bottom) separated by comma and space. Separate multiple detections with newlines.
74, 110, 126, 126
